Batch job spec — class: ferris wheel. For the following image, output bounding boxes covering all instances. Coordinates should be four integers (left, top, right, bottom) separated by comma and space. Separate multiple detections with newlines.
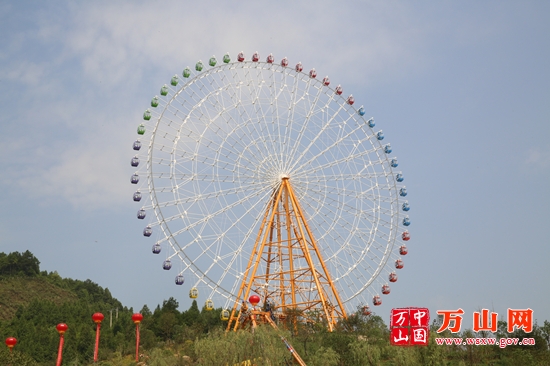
130, 51, 411, 322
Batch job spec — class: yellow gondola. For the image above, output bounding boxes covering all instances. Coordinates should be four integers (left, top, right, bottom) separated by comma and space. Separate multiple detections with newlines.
205, 299, 214, 311
220, 309, 230, 321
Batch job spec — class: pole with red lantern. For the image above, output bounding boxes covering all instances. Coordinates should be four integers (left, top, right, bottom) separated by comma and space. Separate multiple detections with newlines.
5, 337, 17, 353
56, 323, 68, 366
131, 313, 143, 362
92, 313, 104, 363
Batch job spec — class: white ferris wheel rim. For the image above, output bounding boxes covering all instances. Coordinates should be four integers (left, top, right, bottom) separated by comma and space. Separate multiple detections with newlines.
132, 54, 409, 313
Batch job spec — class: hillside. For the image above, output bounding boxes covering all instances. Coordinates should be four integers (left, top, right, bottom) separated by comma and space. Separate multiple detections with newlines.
0, 276, 78, 321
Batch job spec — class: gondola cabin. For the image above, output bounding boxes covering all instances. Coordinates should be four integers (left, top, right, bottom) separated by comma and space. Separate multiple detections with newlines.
131, 173, 140, 184
160, 85, 168, 96
205, 300, 214, 311
220, 309, 230, 321
238, 52, 245, 62
175, 275, 184, 285
183, 67, 191, 78
396, 173, 403, 182
195, 60, 204, 72
401, 231, 410, 241
309, 68, 317, 78
133, 190, 142, 202
163, 259, 172, 270
171, 74, 179, 86
395, 259, 404, 269
382, 284, 391, 295
402, 202, 410, 211
152, 243, 161, 254
133, 140, 142, 151
377, 131, 384, 140
403, 216, 410, 226
143, 225, 152, 237
295, 62, 303, 72
266, 53, 274, 63
384, 144, 392, 154
347, 95, 355, 105
143, 109, 151, 120
137, 208, 146, 219
373, 295, 382, 306
137, 123, 146, 135
389, 272, 398, 282
223, 53, 231, 63
281, 57, 289, 67
252, 51, 259, 62
322, 76, 330, 86
399, 245, 408, 255
189, 287, 198, 299
151, 96, 159, 107
368, 118, 375, 127
362, 305, 371, 316
209, 56, 217, 67
358, 106, 365, 116
131, 156, 139, 167
335, 85, 343, 95
400, 188, 407, 197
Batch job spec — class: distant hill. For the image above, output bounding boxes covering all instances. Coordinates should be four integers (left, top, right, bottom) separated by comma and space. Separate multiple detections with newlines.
0, 251, 122, 321
0, 276, 78, 321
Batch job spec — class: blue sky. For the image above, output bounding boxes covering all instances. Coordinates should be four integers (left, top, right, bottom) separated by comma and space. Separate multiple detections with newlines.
1, 0, 549, 329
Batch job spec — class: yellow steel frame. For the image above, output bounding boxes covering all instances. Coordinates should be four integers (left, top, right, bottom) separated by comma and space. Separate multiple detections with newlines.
227, 178, 347, 332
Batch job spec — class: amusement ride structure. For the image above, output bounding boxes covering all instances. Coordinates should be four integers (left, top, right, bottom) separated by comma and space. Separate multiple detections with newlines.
129, 51, 411, 336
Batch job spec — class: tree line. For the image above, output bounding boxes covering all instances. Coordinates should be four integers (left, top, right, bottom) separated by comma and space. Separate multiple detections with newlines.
0, 251, 549, 365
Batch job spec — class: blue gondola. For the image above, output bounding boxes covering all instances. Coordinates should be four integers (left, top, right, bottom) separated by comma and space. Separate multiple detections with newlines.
396, 173, 404, 182
390, 159, 398, 167
377, 131, 384, 140
368, 118, 375, 128
400, 188, 407, 197
403, 216, 410, 226
384, 144, 392, 154
402, 202, 410, 211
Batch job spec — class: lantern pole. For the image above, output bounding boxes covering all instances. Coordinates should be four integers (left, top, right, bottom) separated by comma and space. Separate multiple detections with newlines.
131, 313, 143, 362
56, 323, 68, 366
92, 313, 104, 363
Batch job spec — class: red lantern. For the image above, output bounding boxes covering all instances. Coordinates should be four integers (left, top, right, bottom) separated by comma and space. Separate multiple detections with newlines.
132, 313, 144, 324
56, 323, 68, 335
249, 295, 260, 306
92, 312, 104, 324
5, 337, 17, 352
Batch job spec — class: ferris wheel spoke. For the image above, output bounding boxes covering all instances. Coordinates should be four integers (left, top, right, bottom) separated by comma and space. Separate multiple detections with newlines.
161, 185, 272, 240
290, 117, 378, 175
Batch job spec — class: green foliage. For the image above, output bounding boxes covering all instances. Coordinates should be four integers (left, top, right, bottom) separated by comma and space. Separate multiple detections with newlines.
1, 251, 550, 366
0, 250, 40, 277
194, 327, 291, 365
